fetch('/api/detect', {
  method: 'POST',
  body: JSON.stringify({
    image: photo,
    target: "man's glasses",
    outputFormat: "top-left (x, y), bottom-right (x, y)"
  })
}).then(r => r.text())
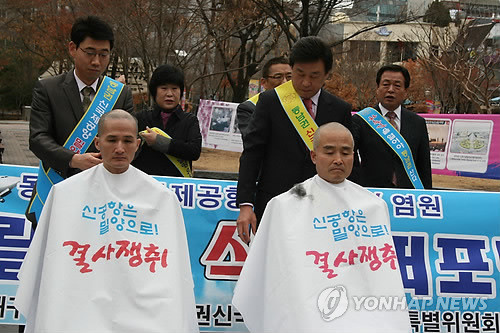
top-left (79, 47), bottom-right (110, 59)
top-left (266, 73), bottom-right (292, 80)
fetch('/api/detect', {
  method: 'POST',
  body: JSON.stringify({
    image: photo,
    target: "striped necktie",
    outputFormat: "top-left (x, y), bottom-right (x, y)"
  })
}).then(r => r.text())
top-left (303, 98), bottom-right (314, 119)
top-left (81, 86), bottom-right (94, 112)
top-left (386, 111), bottom-right (399, 132)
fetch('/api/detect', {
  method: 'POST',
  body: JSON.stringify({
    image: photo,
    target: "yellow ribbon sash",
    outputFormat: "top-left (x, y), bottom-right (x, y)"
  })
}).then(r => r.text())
top-left (140, 127), bottom-right (193, 177)
top-left (248, 93), bottom-right (260, 105)
top-left (275, 80), bottom-right (317, 151)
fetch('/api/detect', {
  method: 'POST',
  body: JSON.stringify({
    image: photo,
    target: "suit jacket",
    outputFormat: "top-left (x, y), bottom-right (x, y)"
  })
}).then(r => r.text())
top-left (237, 87), bottom-right (352, 220)
top-left (236, 99), bottom-right (256, 139)
top-left (132, 104), bottom-right (202, 176)
top-left (351, 105), bottom-right (432, 189)
top-left (29, 70), bottom-right (134, 178)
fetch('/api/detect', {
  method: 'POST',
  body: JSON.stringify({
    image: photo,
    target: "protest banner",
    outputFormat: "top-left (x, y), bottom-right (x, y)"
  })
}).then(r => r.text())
top-left (0, 164), bottom-right (498, 331)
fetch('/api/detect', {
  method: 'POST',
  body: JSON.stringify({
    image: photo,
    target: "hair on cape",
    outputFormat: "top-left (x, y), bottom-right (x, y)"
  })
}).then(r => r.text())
top-left (290, 183), bottom-right (309, 199)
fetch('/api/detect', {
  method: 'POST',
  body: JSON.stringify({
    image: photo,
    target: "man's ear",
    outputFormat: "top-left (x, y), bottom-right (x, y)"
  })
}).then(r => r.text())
top-left (310, 150), bottom-right (317, 164)
top-left (260, 77), bottom-right (268, 91)
top-left (68, 41), bottom-right (77, 58)
top-left (94, 136), bottom-right (100, 151)
top-left (135, 138), bottom-right (141, 152)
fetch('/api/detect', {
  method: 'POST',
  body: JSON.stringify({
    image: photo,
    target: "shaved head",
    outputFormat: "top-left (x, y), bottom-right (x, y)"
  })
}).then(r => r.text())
top-left (95, 109), bottom-right (140, 174)
top-left (98, 109), bottom-right (138, 136)
top-left (311, 122), bottom-right (354, 184)
top-left (313, 122), bottom-right (354, 151)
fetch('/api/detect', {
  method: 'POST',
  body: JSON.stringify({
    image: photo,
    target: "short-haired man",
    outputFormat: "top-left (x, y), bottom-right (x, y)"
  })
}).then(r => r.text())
top-left (351, 64), bottom-right (432, 189)
top-left (237, 56), bottom-right (292, 137)
top-left (16, 110), bottom-right (198, 333)
top-left (236, 36), bottom-right (352, 243)
top-left (27, 16), bottom-right (134, 223)
top-left (132, 64), bottom-right (202, 177)
top-left (233, 123), bottom-right (410, 332)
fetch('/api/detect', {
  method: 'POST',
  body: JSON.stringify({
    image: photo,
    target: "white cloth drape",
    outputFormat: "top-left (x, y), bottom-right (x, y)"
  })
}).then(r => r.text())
top-left (16, 164), bottom-right (198, 333)
top-left (233, 175), bottom-right (411, 333)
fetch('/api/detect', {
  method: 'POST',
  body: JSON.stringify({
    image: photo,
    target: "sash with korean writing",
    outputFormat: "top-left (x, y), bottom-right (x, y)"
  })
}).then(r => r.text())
top-left (247, 93), bottom-right (260, 106)
top-left (27, 76), bottom-right (125, 222)
top-left (140, 127), bottom-right (193, 178)
top-left (275, 80), bottom-right (317, 151)
top-left (356, 107), bottom-right (424, 189)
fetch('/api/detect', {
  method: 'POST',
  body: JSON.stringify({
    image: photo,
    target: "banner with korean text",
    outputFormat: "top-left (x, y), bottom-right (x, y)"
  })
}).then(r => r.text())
top-left (0, 164), bottom-right (499, 332)
top-left (423, 114), bottom-right (500, 180)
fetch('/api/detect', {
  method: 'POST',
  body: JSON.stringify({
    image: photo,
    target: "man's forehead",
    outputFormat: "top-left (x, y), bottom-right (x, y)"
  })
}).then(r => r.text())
top-left (80, 37), bottom-right (111, 50)
top-left (319, 130), bottom-right (353, 147)
top-left (322, 142), bottom-right (353, 149)
top-left (269, 63), bottom-right (291, 72)
top-left (100, 118), bottom-right (137, 136)
top-left (381, 71), bottom-right (404, 80)
top-left (103, 132), bottom-right (136, 138)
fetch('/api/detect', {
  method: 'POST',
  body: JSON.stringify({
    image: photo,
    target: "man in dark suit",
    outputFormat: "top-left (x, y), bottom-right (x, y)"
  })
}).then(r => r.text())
top-left (26, 16), bottom-right (133, 224)
top-left (351, 64), bottom-right (432, 189)
top-left (237, 56), bottom-right (292, 138)
top-left (29, 16), bottom-right (133, 179)
top-left (236, 36), bottom-right (352, 243)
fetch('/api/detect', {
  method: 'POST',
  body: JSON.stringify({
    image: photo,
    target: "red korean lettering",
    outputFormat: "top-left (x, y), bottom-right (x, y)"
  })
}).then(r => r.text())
top-left (63, 240), bottom-right (92, 273)
top-left (129, 242), bottom-right (142, 267)
top-left (379, 243), bottom-right (397, 270)
top-left (144, 243), bottom-right (160, 273)
top-left (91, 243), bottom-right (115, 262)
top-left (116, 240), bottom-right (131, 258)
top-left (333, 251), bottom-right (348, 267)
top-left (358, 245), bottom-right (382, 271)
top-left (348, 249), bottom-right (359, 265)
top-left (306, 250), bottom-right (337, 279)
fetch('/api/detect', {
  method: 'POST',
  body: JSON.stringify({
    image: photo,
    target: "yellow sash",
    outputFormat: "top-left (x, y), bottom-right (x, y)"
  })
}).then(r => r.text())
top-left (248, 93), bottom-right (260, 105)
top-left (140, 127), bottom-right (193, 177)
top-left (274, 81), bottom-right (317, 151)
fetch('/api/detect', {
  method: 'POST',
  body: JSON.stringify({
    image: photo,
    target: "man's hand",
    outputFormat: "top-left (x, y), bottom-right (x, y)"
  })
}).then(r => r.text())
top-left (116, 75), bottom-right (126, 84)
top-left (237, 205), bottom-right (257, 244)
top-left (70, 152), bottom-right (102, 170)
top-left (139, 126), bottom-right (158, 146)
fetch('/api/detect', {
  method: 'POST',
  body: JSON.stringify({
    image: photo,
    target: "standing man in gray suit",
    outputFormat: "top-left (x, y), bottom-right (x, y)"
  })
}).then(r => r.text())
top-left (26, 16), bottom-right (133, 224)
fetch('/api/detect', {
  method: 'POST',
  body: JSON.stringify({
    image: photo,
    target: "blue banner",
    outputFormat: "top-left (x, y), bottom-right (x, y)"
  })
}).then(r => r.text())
top-left (0, 164), bottom-right (499, 331)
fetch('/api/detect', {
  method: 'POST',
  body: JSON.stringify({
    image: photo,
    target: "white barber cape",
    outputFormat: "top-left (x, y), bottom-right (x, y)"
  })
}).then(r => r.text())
top-left (15, 164), bottom-right (198, 333)
top-left (233, 175), bottom-right (411, 333)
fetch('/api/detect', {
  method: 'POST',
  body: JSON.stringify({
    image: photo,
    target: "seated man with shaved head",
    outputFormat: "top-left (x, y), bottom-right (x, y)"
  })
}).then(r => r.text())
top-left (233, 122), bottom-right (411, 333)
top-left (16, 110), bottom-right (198, 333)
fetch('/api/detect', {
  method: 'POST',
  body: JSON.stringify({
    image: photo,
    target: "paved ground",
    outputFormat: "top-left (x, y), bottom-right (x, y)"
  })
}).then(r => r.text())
top-left (0, 121), bottom-right (38, 167)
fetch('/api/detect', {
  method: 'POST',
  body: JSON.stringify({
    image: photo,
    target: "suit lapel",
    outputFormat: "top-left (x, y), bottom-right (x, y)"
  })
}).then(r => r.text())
top-left (62, 71), bottom-right (84, 122)
top-left (399, 107), bottom-right (411, 141)
top-left (314, 88), bottom-right (329, 124)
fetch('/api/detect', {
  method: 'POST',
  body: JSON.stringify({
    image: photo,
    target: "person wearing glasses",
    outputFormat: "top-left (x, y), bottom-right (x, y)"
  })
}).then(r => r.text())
top-left (26, 16), bottom-right (133, 224)
top-left (236, 56), bottom-right (292, 138)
